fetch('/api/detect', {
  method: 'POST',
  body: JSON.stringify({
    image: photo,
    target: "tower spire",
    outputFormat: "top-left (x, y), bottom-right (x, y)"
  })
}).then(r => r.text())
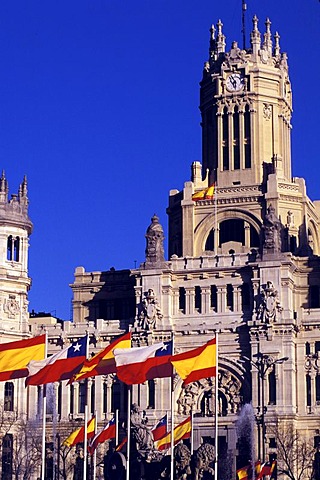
top-left (216, 20), bottom-right (226, 54)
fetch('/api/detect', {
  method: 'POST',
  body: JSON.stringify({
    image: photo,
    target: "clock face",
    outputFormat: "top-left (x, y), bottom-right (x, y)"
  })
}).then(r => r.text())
top-left (226, 73), bottom-right (244, 92)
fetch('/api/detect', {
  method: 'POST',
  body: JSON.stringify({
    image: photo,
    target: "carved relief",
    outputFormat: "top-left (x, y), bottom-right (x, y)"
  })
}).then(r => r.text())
top-left (263, 103), bottom-right (272, 120)
top-left (137, 289), bottom-right (163, 331)
top-left (177, 370), bottom-right (242, 416)
top-left (4, 295), bottom-right (19, 318)
top-left (257, 281), bottom-right (283, 323)
top-left (262, 205), bottom-right (282, 253)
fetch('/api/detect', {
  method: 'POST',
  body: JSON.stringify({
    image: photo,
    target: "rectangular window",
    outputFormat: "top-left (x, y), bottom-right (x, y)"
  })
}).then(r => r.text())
top-left (78, 382), bottom-right (86, 414)
top-left (195, 286), bottom-right (202, 313)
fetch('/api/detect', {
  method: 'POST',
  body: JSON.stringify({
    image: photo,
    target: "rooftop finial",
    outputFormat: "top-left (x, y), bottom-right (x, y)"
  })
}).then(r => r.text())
top-left (263, 17), bottom-right (273, 54)
top-left (250, 15), bottom-right (261, 56)
top-left (216, 20), bottom-right (226, 54)
top-left (274, 31), bottom-right (280, 56)
top-left (209, 24), bottom-right (216, 58)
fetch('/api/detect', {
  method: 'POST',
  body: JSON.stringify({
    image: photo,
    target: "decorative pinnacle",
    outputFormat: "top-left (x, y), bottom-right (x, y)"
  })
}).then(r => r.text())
top-left (274, 32), bottom-right (280, 56)
top-left (217, 19), bottom-right (223, 36)
top-left (265, 18), bottom-right (271, 34)
top-left (252, 14), bottom-right (259, 31)
top-left (210, 24), bottom-right (216, 40)
top-left (0, 170), bottom-right (8, 193)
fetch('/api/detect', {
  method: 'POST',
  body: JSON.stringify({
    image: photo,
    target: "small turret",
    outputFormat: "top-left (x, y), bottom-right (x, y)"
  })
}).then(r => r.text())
top-left (216, 20), bottom-right (226, 54)
top-left (262, 18), bottom-right (273, 56)
top-left (250, 15), bottom-right (261, 56)
top-left (274, 32), bottom-right (280, 57)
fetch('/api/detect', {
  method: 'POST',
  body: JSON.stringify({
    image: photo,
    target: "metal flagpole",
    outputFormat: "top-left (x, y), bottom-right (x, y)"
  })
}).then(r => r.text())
top-left (126, 387), bottom-right (131, 480)
top-left (214, 181), bottom-right (218, 255)
top-left (83, 402), bottom-right (89, 480)
top-left (115, 409), bottom-right (119, 446)
top-left (190, 409), bottom-right (194, 455)
top-left (41, 332), bottom-right (48, 480)
top-left (170, 334), bottom-right (175, 480)
top-left (93, 409), bottom-right (97, 480)
top-left (83, 333), bottom-right (90, 480)
top-left (214, 331), bottom-right (219, 480)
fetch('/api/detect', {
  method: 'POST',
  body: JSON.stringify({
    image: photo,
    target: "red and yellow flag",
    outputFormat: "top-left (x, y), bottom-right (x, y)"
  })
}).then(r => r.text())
top-left (0, 335), bottom-right (45, 381)
top-left (155, 416), bottom-right (191, 451)
top-left (63, 417), bottom-right (96, 447)
top-left (170, 338), bottom-right (216, 386)
top-left (192, 184), bottom-right (215, 202)
top-left (73, 332), bottom-right (131, 382)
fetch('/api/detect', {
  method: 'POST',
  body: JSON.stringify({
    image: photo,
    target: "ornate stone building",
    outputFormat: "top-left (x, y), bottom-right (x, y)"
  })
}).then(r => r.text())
top-left (1, 15), bottom-right (320, 480)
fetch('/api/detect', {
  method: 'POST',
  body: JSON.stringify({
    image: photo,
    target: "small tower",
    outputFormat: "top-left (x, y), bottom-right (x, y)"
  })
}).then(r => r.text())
top-left (144, 214), bottom-right (166, 268)
top-left (0, 172), bottom-right (33, 337)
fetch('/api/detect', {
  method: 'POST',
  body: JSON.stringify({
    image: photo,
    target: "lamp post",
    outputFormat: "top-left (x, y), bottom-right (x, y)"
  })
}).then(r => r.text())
top-left (244, 353), bottom-right (288, 462)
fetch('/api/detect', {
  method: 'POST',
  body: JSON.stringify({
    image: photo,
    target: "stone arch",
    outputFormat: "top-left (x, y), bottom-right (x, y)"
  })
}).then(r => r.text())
top-left (176, 357), bottom-right (249, 417)
top-left (308, 219), bottom-right (319, 255)
top-left (194, 208), bottom-right (262, 256)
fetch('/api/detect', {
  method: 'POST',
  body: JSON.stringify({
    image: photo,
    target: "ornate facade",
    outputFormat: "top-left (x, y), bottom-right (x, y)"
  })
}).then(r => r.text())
top-left (1, 14), bottom-right (320, 480)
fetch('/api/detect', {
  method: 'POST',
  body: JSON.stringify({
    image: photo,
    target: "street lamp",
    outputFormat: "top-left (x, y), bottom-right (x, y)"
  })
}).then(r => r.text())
top-left (243, 353), bottom-right (288, 462)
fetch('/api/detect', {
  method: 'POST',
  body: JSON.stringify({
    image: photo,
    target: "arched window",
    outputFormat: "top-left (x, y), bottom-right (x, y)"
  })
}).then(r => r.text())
top-left (112, 379), bottom-right (121, 413)
top-left (148, 380), bottom-right (155, 409)
top-left (179, 287), bottom-right (186, 313)
top-left (306, 375), bottom-right (311, 408)
top-left (1, 434), bottom-right (13, 480)
top-left (222, 107), bottom-right (229, 170)
top-left (69, 384), bottom-right (74, 415)
top-left (211, 285), bottom-right (218, 311)
top-left (241, 283), bottom-right (251, 311)
top-left (7, 236), bottom-right (13, 261)
top-left (244, 105), bottom-right (251, 168)
top-left (200, 390), bottom-right (213, 417)
top-left (220, 219), bottom-right (245, 246)
top-left (13, 237), bottom-right (20, 262)
top-left (205, 230), bottom-right (214, 251)
top-left (6, 236), bottom-right (20, 262)
top-left (268, 368), bottom-right (276, 405)
top-left (90, 380), bottom-right (95, 415)
top-left (78, 382), bottom-right (86, 414)
top-left (195, 286), bottom-right (202, 313)
top-left (57, 383), bottom-right (62, 417)
top-left (233, 106), bottom-right (240, 169)
top-left (103, 382), bottom-right (108, 414)
top-left (226, 284), bottom-right (234, 311)
top-left (4, 382), bottom-right (14, 412)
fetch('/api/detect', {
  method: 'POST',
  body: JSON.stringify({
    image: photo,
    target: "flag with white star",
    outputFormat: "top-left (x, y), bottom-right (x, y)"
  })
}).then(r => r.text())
top-left (26, 336), bottom-right (87, 386)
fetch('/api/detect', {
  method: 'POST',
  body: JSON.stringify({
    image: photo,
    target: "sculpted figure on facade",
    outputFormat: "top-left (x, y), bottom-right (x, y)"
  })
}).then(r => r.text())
top-left (145, 214), bottom-right (165, 267)
top-left (257, 281), bottom-right (283, 323)
top-left (262, 204), bottom-right (282, 254)
top-left (137, 288), bottom-right (163, 331)
top-left (130, 403), bottom-right (154, 452)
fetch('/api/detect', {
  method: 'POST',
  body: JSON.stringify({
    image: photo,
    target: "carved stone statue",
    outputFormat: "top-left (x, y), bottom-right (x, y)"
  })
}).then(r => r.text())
top-left (138, 288), bottom-right (163, 331)
top-left (257, 281), bottom-right (283, 323)
top-left (145, 214), bottom-right (165, 267)
top-left (262, 204), bottom-right (282, 254)
top-left (130, 404), bottom-right (154, 452)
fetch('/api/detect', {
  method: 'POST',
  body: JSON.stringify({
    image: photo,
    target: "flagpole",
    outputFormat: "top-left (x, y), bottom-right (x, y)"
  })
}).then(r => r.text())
top-left (190, 408), bottom-right (194, 455)
top-left (214, 181), bottom-right (218, 254)
top-left (83, 333), bottom-right (90, 480)
top-left (115, 408), bottom-right (119, 446)
top-left (214, 331), bottom-right (219, 480)
top-left (126, 387), bottom-right (131, 480)
top-left (41, 332), bottom-right (48, 480)
top-left (93, 409), bottom-right (97, 480)
top-left (170, 333), bottom-right (175, 480)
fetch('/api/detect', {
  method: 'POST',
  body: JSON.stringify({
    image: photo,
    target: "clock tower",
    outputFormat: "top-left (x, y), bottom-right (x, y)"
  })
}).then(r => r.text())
top-left (168, 16), bottom-right (320, 260)
top-left (200, 16), bottom-right (292, 188)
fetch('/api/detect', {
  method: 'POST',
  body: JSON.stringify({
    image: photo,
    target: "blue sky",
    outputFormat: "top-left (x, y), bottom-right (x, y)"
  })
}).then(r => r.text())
top-left (0, 1), bottom-right (318, 320)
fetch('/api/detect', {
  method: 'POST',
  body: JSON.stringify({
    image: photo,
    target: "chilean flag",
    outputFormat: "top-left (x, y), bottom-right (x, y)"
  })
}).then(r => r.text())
top-left (152, 414), bottom-right (167, 441)
top-left (114, 342), bottom-right (172, 385)
top-left (89, 417), bottom-right (116, 454)
top-left (26, 336), bottom-right (87, 386)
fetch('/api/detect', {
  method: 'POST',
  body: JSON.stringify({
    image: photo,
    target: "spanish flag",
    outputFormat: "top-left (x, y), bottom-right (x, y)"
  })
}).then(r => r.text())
top-left (63, 417), bottom-right (96, 447)
top-left (72, 332), bottom-right (131, 382)
top-left (0, 335), bottom-right (46, 381)
top-left (155, 416), bottom-right (191, 451)
top-left (170, 338), bottom-right (216, 386)
top-left (192, 184), bottom-right (215, 201)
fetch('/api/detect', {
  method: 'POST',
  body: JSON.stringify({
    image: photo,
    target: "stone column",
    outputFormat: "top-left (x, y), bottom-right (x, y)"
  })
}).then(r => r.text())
top-left (201, 286), bottom-right (211, 314)
top-left (217, 286), bottom-right (226, 313)
top-left (185, 287), bottom-right (195, 315)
